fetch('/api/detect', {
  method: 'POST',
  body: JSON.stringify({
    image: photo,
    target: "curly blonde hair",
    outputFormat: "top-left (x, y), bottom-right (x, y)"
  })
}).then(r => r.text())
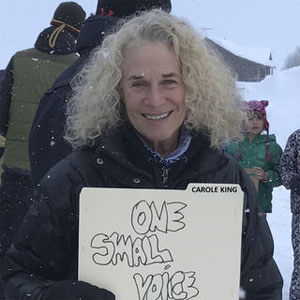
top-left (65, 9), bottom-right (246, 149)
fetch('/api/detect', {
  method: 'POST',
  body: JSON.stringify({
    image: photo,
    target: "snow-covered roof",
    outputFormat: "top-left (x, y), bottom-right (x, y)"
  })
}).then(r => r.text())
top-left (208, 36), bottom-right (274, 67)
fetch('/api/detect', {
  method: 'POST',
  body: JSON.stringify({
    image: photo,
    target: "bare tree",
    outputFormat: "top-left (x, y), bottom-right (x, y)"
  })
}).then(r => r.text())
top-left (283, 46), bottom-right (300, 70)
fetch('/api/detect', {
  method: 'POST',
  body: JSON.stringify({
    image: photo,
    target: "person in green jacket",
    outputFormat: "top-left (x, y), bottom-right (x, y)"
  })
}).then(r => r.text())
top-left (227, 100), bottom-right (282, 213)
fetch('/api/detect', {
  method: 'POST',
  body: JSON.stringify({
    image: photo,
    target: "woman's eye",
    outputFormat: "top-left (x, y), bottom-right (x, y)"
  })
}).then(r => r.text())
top-left (132, 81), bottom-right (147, 87)
top-left (162, 79), bottom-right (177, 86)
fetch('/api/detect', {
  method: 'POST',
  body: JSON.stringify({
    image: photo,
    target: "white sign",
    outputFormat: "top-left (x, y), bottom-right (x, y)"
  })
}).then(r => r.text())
top-left (79, 183), bottom-right (243, 300)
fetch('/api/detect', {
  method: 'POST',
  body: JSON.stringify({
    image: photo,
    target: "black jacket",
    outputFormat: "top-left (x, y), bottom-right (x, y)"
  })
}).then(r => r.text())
top-left (3, 125), bottom-right (283, 299)
top-left (0, 70), bottom-right (4, 81)
top-left (0, 69), bottom-right (6, 158)
top-left (28, 15), bottom-right (120, 187)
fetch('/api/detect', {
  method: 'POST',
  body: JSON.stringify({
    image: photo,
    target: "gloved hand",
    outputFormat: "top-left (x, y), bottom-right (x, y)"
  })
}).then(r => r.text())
top-left (290, 175), bottom-right (300, 192)
top-left (42, 280), bottom-right (115, 300)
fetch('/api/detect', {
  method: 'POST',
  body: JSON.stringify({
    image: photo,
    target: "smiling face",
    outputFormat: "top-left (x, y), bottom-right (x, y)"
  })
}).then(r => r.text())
top-left (121, 42), bottom-right (186, 155)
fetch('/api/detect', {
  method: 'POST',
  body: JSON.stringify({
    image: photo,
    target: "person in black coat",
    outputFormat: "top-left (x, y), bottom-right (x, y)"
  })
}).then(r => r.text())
top-left (0, 2), bottom-right (86, 298)
top-left (28, 0), bottom-right (172, 188)
top-left (2, 10), bottom-right (282, 300)
top-left (0, 70), bottom-right (5, 159)
top-left (280, 129), bottom-right (300, 300)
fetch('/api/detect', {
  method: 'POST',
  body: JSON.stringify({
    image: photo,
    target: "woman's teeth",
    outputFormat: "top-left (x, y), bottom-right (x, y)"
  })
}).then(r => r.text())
top-left (144, 112), bottom-right (170, 120)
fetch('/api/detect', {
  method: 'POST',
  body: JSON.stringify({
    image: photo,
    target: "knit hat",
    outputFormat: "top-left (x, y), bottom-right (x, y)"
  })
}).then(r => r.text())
top-left (49, 2), bottom-right (86, 48)
top-left (96, 0), bottom-right (172, 17)
top-left (246, 100), bottom-right (269, 131)
top-left (237, 100), bottom-right (271, 161)
top-left (52, 2), bottom-right (86, 32)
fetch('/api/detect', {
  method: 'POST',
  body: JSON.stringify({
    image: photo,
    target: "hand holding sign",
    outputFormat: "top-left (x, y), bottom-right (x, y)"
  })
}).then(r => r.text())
top-left (42, 280), bottom-right (115, 300)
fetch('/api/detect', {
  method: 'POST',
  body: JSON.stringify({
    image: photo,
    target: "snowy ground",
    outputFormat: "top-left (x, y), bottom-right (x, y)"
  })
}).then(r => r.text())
top-left (239, 66), bottom-right (300, 299)
top-left (268, 187), bottom-right (292, 300)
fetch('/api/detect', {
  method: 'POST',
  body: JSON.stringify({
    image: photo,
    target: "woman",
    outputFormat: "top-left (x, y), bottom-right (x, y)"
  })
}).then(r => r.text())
top-left (227, 100), bottom-right (282, 214)
top-left (2, 10), bottom-right (282, 299)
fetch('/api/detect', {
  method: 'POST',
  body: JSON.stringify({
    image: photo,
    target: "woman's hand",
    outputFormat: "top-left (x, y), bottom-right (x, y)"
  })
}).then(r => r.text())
top-left (42, 280), bottom-right (115, 300)
top-left (253, 167), bottom-right (269, 182)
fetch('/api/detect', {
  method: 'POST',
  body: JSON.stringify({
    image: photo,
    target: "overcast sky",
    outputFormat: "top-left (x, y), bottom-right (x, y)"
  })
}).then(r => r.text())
top-left (0, 0), bottom-right (299, 69)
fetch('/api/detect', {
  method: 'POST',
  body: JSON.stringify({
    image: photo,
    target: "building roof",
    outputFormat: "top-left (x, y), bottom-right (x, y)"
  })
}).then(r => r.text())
top-left (208, 36), bottom-right (274, 67)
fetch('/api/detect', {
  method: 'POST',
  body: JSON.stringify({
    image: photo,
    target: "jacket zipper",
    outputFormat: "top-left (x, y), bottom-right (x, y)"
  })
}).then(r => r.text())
top-left (162, 166), bottom-right (170, 186)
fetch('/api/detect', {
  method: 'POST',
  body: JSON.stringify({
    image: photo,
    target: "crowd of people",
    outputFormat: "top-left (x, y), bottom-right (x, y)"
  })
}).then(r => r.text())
top-left (0, 1), bottom-right (299, 300)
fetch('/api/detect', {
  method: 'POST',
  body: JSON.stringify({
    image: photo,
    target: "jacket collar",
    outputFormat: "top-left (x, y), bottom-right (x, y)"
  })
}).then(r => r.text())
top-left (245, 133), bottom-right (276, 145)
top-left (91, 123), bottom-right (228, 179)
top-left (34, 26), bottom-right (77, 54)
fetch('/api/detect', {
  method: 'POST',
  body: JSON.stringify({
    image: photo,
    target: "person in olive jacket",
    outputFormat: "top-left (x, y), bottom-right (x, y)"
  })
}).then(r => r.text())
top-left (28, 0), bottom-right (172, 189)
top-left (2, 10), bottom-right (282, 300)
top-left (280, 129), bottom-right (300, 300)
top-left (0, 3), bottom-right (86, 298)
top-left (227, 100), bottom-right (283, 213)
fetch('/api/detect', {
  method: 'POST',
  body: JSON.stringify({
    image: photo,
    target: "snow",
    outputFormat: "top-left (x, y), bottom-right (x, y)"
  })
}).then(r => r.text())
top-left (238, 66), bottom-right (300, 299)
top-left (268, 187), bottom-right (292, 299)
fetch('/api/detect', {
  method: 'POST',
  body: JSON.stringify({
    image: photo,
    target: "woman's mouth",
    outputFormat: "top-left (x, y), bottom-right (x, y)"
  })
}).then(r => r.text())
top-left (142, 111), bottom-right (172, 120)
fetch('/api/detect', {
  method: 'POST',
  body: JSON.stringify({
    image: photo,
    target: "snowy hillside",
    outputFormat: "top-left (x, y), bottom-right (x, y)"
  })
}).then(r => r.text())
top-left (239, 66), bottom-right (300, 146)
top-left (238, 66), bottom-right (300, 299)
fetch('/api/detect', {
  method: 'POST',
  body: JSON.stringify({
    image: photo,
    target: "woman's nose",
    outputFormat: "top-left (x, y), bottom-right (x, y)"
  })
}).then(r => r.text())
top-left (145, 85), bottom-right (164, 106)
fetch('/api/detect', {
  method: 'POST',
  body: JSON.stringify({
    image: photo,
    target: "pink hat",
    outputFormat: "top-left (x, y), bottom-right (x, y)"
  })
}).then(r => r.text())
top-left (246, 100), bottom-right (269, 131)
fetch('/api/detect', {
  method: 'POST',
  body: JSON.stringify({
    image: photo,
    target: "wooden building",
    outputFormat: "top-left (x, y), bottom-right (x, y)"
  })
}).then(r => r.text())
top-left (205, 37), bottom-right (274, 82)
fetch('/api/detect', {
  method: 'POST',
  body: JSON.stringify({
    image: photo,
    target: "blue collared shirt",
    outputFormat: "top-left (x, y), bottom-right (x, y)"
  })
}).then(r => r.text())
top-left (137, 127), bottom-right (192, 166)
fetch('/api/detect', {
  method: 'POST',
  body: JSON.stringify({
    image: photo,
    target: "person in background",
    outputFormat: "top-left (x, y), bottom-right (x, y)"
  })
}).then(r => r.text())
top-left (227, 100), bottom-right (282, 214)
top-left (2, 9), bottom-right (282, 300)
top-left (0, 70), bottom-right (4, 81)
top-left (280, 129), bottom-right (300, 300)
top-left (0, 71), bottom-right (5, 299)
top-left (0, 135), bottom-right (4, 180)
top-left (28, 0), bottom-right (172, 188)
top-left (0, 70), bottom-right (5, 160)
top-left (0, 2), bottom-right (86, 295)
